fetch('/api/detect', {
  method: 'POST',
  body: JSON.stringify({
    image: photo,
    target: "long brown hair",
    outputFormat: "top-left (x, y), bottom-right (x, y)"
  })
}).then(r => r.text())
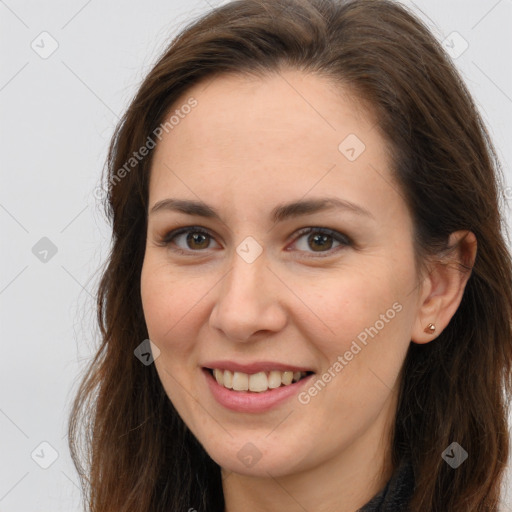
top-left (68, 0), bottom-right (512, 510)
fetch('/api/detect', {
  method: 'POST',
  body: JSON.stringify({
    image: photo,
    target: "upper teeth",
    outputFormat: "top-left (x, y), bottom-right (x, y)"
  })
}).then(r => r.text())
top-left (213, 369), bottom-right (308, 392)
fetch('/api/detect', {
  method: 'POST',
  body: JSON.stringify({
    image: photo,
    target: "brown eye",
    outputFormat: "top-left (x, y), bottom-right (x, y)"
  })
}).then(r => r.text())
top-left (161, 227), bottom-right (221, 253)
top-left (307, 232), bottom-right (334, 251)
top-left (186, 231), bottom-right (210, 249)
top-left (291, 227), bottom-right (351, 256)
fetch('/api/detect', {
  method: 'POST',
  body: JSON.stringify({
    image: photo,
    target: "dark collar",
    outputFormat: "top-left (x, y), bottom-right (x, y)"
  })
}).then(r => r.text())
top-left (357, 459), bottom-right (415, 512)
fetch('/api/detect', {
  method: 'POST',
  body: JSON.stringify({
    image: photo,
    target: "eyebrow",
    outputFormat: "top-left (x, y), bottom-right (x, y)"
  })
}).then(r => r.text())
top-left (149, 196), bottom-right (374, 222)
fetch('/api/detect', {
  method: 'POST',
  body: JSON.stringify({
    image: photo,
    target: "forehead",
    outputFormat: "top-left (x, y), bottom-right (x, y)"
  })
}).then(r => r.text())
top-left (159, 69), bottom-right (378, 154)
top-left (149, 69), bottom-right (398, 219)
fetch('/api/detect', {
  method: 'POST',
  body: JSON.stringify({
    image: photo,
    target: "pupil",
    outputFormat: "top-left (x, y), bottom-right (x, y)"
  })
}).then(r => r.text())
top-left (187, 232), bottom-right (209, 249)
top-left (309, 233), bottom-right (332, 251)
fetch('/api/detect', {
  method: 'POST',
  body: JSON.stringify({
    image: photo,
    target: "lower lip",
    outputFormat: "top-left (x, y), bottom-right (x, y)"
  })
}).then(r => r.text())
top-left (203, 368), bottom-right (314, 413)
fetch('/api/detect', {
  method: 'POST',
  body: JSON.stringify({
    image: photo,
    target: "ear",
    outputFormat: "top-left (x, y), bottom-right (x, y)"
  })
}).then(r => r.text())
top-left (411, 230), bottom-right (477, 344)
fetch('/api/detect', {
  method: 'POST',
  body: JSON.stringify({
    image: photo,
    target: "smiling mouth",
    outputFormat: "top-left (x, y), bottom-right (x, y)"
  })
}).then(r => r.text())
top-left (206, 368), bottom-right (315, 393)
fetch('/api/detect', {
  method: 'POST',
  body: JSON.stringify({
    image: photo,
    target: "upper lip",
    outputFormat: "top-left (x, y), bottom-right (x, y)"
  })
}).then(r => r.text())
top-left (202, 360), bottom-right (315, 374)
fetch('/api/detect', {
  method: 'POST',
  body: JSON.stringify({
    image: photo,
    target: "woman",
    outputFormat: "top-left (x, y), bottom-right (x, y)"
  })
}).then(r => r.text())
top-left (68, 0), bottom-right (512, 510)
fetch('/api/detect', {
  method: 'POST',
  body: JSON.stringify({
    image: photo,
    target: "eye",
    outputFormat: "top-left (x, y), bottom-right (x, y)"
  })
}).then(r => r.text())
top-left (288, 227), bottom-right (351, 256)
top-left (157, 225), bottom-right (351, 257)
top-left (159, 226), bottom-right (221, 254)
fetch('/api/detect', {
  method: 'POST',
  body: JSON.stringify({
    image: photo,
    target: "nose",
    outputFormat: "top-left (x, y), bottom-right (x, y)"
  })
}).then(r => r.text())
top-left (209, 247), bottom-right (288, 342)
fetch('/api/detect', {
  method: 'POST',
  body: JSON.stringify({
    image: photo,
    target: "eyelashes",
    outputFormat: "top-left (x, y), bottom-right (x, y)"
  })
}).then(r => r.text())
top-left (291, 227), bottom-right (352, 255)
top-left (159, 226), bottom-right (218, 253)
top-left (156, 225), bottom-right (353, 258)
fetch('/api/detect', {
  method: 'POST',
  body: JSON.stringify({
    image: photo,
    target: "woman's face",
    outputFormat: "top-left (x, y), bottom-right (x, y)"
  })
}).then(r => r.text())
top-left (140, 69), bottom-right (424, 478)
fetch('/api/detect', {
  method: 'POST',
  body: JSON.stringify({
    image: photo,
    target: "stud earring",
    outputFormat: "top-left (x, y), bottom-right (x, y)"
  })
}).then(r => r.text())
top-left (424, 323), bottom-right (436, 334)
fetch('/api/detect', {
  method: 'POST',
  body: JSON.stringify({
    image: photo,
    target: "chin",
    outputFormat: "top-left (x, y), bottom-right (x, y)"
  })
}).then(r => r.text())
top-left (201, 435), bottom-right (309, 478)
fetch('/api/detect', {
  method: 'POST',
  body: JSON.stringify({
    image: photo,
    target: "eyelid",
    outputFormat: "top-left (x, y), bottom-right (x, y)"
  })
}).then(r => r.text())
top-left (286, 227), bottom-right (352, 256)
top-left (161, 225), bottom-right (211, 244)
top-left (158, 225), bottom-right (352, 256)
top-left (158, 225), bottom-right (221, 254)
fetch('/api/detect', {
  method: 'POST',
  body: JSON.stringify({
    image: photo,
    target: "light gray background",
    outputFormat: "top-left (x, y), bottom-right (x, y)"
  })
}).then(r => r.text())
top-left (1, 0), bottom-right (511, 510)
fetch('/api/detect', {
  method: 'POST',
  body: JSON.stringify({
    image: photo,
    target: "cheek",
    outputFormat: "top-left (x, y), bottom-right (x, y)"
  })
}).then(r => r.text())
top-left (299, 266), bottom-right (406, 342)
top-left (141, 254), bottom-right (203, 327)
top-left (140, 257), bottom-right (200, 354)
top-left (295, 262), bottom-right (414, 390)
top-left (140, 259), bottom-right (203, 412)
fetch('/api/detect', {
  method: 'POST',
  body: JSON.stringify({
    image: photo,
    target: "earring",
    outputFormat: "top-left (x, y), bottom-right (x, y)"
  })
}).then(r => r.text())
top-left (424, 323), bottom-right (436, 334)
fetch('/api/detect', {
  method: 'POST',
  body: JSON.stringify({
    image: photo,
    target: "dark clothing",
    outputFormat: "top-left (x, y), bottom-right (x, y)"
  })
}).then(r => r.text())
top-left (357, 459), bottom-right (415, 512)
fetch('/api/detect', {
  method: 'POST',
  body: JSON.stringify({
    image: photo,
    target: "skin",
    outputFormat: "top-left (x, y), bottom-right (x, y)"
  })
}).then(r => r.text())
top-left (140, 69), bottom-right (476, 512)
